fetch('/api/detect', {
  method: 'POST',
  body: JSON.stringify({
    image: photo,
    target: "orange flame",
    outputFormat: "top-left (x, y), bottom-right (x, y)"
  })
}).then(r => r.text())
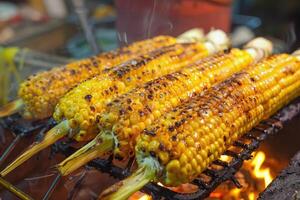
top-left (229, 188), bottom-right (242, 198)
top-left (248, 192), bottom-right (255, 200)
top-left (250, 151), bottom-right (273, 187)
top-left (138, 194), bottom-right (152, 200)
top-left (129, 191), bottom-right (152, 200)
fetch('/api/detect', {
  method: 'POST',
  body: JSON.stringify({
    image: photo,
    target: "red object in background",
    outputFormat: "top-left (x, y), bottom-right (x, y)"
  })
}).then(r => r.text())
top-left (115, 0), bottom-right (232, 45)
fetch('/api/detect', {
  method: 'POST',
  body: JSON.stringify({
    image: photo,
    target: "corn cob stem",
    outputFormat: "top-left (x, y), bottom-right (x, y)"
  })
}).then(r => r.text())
top-left (0, 120), bottom-right (69, 176)
top-left (56, 130), bottom-right (114, 176)
top-left (99, 157), bottom-right (159, 200)
top-left (0, 176), bottom-right (33, 200)
top-left (0, 99), bottom-right (23, 117)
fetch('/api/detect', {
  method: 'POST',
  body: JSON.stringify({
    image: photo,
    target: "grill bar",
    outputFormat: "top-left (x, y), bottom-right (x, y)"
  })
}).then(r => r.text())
top-left (1, 98), bottom-right (300, 200)
top-left (53, 97), bottom-right (300, 200)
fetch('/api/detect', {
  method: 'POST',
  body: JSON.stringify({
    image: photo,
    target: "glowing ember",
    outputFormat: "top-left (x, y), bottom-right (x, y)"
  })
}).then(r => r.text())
top-left (230, 188), bottom-right (242, 197)
top-left (220, 155), bottom-right (232, 162)
top-left (129, 191), bottom-right (151, 200)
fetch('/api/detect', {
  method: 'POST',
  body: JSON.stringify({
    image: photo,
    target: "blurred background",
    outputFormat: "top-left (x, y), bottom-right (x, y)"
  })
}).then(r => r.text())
top-left (0, 0), bottom-right (299, 56)
top-left (1, 0), bottom-right (300, 105)
top-left (0, 1), bottom-right (300, 199)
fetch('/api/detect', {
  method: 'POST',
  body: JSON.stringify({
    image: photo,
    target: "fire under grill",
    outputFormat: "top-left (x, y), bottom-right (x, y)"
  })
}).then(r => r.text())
top-left (0, 97), bottom-right (300, 200)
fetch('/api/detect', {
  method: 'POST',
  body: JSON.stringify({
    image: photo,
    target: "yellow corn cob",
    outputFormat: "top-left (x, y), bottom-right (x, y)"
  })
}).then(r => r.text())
top-left (53, 42), bottom-right (209, 140)
top-left (101, 49), bottom-right (253, 159)
top-left (0, 36), bottom-right (177, 120)
top-left (55, 38), bottom-right (272, 176)
top-left (99, 53), bottom-right (300, 200)
top-left (1, 35), bottom-right (221, 177)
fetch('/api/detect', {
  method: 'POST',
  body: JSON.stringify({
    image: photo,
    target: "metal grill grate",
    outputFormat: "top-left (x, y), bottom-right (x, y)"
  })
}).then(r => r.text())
top-left (1, 97), bottom-right (300, 200)
top-left (53, 98), bottom-right (300, 200)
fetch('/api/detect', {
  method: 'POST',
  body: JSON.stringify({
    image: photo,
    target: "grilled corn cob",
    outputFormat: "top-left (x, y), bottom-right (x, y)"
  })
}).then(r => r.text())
top-left (0, 35), bottom-right (177, 119)
top-left (53, 42), bottom-right (210, 139)
top-left (100, 53), bottom-right (300, 200)
top-left (0, 30), bottom-right (229, 177)
top-left (54, 38), bottom-right (272, 176)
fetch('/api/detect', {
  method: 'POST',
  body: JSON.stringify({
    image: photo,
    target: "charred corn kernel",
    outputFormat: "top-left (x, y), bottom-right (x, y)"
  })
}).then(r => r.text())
top-left (135, 53), bottom-right (300, 186)
top-left (18, 36), bottom-right (176, 120)
top-left (100, 49), bottom-right (254, 158)
top-left (53, 42), bottom-right (209, 140)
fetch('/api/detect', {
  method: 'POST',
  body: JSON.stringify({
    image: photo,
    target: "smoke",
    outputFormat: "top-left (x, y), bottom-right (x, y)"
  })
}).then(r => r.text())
top-left (285, 22), bottom-right (297, 49)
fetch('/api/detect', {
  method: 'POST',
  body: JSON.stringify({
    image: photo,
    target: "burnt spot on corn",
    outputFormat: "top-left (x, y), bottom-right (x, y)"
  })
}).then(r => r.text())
top-left (127, 106), bottom-right (133, 111)
top-left (168, 126), bottom-right (175, 132)
top-left (90, 106), bottom-right (96, 112)
top-left (144, 129), bottom-right (156, 136)
top-left (111, 45), bottom-right (176, 78)
top-left (139, 110), bottom-right (145, 117)
top-left (171, 135), bottom-right (177, 141)
top-left (84, 94), bottom-right (92, 102)
top-left (207, 150), bottom-right (212, 157)
top-left (119, 109), bottom-right (125, 115)
top-left (159, 143), bottom-right (166, 151)
top-left (283, 66), bottom-right (296, 75)
top-left (95, 115), bottom-right (101, 123)
top-left (104, 90), bottom-right (110, 95)
top-left (70, 69), bottom-right (76, 75)
top-left (145, 105), bottom-right (152, 112)
top-left (165, 74), bottom-right (179, 81)
top-left (150, 151), bottom-right (156, 157)
top-left (126, 98), bottom-right (132, 104)
top-left (174, 121), bottom-right (182, 128)
top-left (147, 94), bottom-right (154, 100)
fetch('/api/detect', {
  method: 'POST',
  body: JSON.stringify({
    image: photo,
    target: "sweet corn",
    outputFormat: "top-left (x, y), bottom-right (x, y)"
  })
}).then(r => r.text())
top-left (55, 38), bottom-right (271, 177)
top-left (2, 36), bottom-right (176, 120)
top-left (53, 42), bottom-right (209, 141)
top-left (136, 54), bottom-right (300, 186)
top-left (99, 53), bottom-right (300, 200)
top-left (101, 49), bottom-right (253, 159)
top-left (1, 37), bottom-right (218, 177)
